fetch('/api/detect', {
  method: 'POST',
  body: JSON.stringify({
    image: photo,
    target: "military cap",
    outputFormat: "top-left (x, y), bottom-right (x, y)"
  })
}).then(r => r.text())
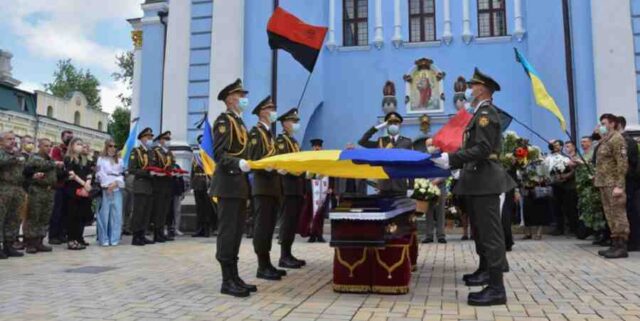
top-left (154, 131), bottom-right (172, 142)
top-left (277, 108), bottom-right (300, 122)
top-left (384, 111), bottom-right (403, 124)
top-left (310, 139), bottom-right (323, 147)
top-left (217, 78), bottom-right (249, 101)
top-left (252, 95), bottom-right (275, 115)
top-left (467, 68), bottom-right (501, 92)
top-left (137, 127), bottom-right (154, 140)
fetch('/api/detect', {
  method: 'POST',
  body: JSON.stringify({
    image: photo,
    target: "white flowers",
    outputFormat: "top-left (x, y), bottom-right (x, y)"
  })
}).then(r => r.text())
top-left (412, 178), bottom-right (441, 201)
top-left (504, 130), bottom-right (519, 139)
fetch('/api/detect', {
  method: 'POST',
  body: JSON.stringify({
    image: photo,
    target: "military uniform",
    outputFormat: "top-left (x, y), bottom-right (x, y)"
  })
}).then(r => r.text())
top-left (439, 68), bottom-right (515, 306)
top-left (191, 151), bottom-right (216, 237)
top-left (128, 127), bottom-right (155, 246)
top-left (358, 112), bottom-right (413, 195)
top-left (23, 151), bottom-right (58, 252)
top-left (150, 131), bottom-right (175, 242)
top-left (247, 96), bottom-right (287, 280)
top-left (594, 130), bottom-right (629, 258)
top-left (0, 148), bottom-right (26, 258)
top-left (276, 108), bottom-right (306, 269)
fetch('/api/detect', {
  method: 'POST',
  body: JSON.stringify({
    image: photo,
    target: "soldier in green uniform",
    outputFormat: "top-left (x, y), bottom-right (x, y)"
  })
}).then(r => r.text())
top-left (192, 135), bottom-right (216, 238)
top-left (150, 131), bottom-right (175, 242)
top-left (247, 96), bottom-right (287, 280)
top-left (433, 68), bottom-right (516, 306)
top-left (129, 127), bottom-right (155, 246)
top-left (358, 112), bottom-right (413, 196)
top-left (23, 138), bottom-right (62, 253)
top-left (0, 131), bottom-right (26, 259)
top-left (275, 108), bottom-right (306, 269)
top-left (210, 79), bottom-right (256, 297)
top-left (594, 114), bottom-right (630, 259)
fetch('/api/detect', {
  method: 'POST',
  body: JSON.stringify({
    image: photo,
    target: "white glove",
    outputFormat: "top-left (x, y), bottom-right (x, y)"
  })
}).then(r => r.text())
top-left (375, 121), bottom-right (388, 130)
top-left (238, 159), bottom-right (251, 173)
top-left (277, 169), bottom-right (288, 175)
top-left (265, 166), bottom-right (274, 172)
top-left (432, 153), bottom-right (450, 170)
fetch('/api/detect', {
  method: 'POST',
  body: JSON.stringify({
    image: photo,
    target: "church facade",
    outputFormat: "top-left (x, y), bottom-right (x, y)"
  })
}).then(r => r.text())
top-left (130, 0), bottom-right (640, 150)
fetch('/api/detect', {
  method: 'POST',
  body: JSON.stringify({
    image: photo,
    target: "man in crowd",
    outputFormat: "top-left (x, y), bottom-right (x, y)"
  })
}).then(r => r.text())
top-left (546, 139), bottom-right (578, 235)
top-left (618, 116), bottom-right (640, 251)
top-left (433, 68), bottom-right (515, 306)
top-left (129, 127), bottom-right (155, 246)
top-left (580, 136), bottom-right (593, 159)
top-left (0, 131), bottom-right (27, 259)
top-left (210, 79), bottom-right (255, 297)
top-left (150, 131), bottom-right (175, 242)
top-left (48, 130), bottom-right (73, 245)
top-left (192, 135), bottom-right (216, 238)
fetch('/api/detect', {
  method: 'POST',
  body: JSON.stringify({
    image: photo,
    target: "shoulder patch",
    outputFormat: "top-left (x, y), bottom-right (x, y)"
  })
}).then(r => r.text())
top-left (478, 115), bottom-right (490, 127)
top-left (218, 124), bottom-right (226, 134)
top-left (251, 137), bottom-right (258, 145)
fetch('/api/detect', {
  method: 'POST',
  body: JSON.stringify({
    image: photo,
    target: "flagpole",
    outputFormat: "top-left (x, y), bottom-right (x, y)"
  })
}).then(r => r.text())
top-left (564, 129), bottom-right (594, 175)
top-left (296, 72), bottom-right (313, 110)
top-left (495, 107), bottom-right (550, 143)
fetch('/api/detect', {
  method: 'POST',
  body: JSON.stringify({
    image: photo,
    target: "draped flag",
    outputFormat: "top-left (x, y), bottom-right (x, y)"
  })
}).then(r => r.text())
top-left (199, 117), bottom-right (216, 176)
top-left (515, 48), bottom-right (567, 131)
top-left (432, 109), bottom-right (474, 153)
top-left (267, 7), bottom-right (328, 72)
top-left (248, 149), bottom-right (450, 179)
top-left (121, 119), bottom-right (139, 168)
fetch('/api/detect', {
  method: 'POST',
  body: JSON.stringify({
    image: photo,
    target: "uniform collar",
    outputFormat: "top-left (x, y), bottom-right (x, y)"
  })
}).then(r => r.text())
top-left (259, 121), bottom-right (271, 131)
top-left (473, 99), bottom-right (491, 114)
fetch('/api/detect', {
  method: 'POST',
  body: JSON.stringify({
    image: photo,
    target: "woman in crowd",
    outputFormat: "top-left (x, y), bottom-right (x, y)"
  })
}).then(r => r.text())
top-left (64, 138), bottom-right (94, 250)
top-left (96, 139), bottom-right (125, 246)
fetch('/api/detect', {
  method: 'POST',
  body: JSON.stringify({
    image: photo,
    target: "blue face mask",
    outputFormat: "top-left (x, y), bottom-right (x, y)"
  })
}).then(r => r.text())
top-left (465, 88), bottom-right (475, 103)
top-left (143, 140), bottom-right (153, 149)
top-left (599, 125), bottom-right (608, 135)
top-left (269, 111), bottom-right (278, 123)
top-left (291, 123), bottom-right (300, 133)
top-left (387, 124), bottom-right (400, 136)
top-left (464, 102), bottom-right (474, 114)
top-left (237, 97), bottom-right (249, 111)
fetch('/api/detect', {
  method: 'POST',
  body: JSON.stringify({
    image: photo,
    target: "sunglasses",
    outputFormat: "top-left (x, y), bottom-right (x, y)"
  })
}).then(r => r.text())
top-left (108, 145), bottom-right (115, 148)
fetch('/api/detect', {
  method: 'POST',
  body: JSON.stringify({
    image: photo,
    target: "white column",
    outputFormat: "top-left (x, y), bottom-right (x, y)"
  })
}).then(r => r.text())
top-left (130, 25), bottom-right (142, 122)
top-left (210, 0), bottom-right (245, 120)
top-left (374, 0), bottom-right (384, 49)
top-left (327, 0), bottom-right (337, 51)
top-left (442, 0), bottom-right (453, 45)
top-left (462, 0), bottom-right (473, 44)
top-left (392, 0), bottom-right (403, 48)
top-left (590, 0), bottom-right (638, 124)
top-left (162, 0), bottom-right (191, 146)
top-left (513, 0), bottom-right (526, 41)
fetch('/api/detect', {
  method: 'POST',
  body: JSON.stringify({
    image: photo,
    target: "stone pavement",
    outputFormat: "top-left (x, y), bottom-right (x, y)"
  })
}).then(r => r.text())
top-left (1, 234), bottom-right (640, 321)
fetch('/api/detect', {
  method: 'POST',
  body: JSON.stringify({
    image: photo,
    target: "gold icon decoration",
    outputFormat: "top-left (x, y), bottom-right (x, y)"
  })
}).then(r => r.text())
top-left (479, 115), bottom-right (490, 127)
top-left (131, 30), bottom-right (143, 50)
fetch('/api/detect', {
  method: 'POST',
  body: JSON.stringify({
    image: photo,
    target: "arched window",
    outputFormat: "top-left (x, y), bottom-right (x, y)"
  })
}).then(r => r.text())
top-left (409, 0), bottom-right (436, 42)
top-left (98, 121), bottom-right (103, 132)
top-left (46, 106), bottom-right (53, 117)
top-left (343, 0), bottom-right (368, 46)
top-left (74, 111), bottom-right (81, 125)
top-left (478, 0), bottom-right (507, 37)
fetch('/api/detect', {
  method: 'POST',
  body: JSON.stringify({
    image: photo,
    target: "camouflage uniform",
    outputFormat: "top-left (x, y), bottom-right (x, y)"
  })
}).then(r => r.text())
top-left (594, 131), bottom-right (630, 240)
top-left (24, 152), bottom-right (58, 238)
top-left (0, 149), bottom-right (26, 243)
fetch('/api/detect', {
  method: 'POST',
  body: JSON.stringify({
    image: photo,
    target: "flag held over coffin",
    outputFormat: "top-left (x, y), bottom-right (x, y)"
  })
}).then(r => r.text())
top-left (267, 7), bottom-right (328, 72)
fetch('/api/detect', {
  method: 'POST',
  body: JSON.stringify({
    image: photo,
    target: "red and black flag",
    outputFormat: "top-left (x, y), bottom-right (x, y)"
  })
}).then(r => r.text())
top-left (267, 7), bottom-right (328, 72)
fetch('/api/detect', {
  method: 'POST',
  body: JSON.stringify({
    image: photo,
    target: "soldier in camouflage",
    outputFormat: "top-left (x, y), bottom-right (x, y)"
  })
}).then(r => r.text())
top-left (594, 114), bottom-right (630, 259)
top-left (23, 138), bottom-right (63, 254)
top-left (0, 131), bottom-right (27, 259)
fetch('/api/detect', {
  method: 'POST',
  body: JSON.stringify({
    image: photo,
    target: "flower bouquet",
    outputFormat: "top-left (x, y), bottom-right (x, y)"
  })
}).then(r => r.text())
top-left (411, 178), bottom-right (441, 215)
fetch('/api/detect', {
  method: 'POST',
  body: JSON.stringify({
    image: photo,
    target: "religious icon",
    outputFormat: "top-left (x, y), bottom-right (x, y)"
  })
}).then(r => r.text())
top-left (403, 57), bottom-right (445, 114)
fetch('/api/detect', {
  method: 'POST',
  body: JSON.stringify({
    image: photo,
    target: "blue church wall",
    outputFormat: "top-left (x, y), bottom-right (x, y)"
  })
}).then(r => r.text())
top-left (570, 0), bottom-right (597, 138)
top-left (187, 0), bottom-right (213, 144)
top-left (139, 19), bottom-right (166, 133)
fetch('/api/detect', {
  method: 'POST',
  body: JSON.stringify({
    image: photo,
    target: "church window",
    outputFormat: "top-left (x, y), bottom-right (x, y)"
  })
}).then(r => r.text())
top-left (409, 0), bottom-right (436, 42)
top-left (343, 0), bottom-right (368, 46)
top-left (478, 0), bottom-right (507, 37)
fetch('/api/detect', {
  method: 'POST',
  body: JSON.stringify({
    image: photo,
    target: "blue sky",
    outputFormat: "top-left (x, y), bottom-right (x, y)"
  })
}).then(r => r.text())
top-left (0, 0), bottom-right (143, 114)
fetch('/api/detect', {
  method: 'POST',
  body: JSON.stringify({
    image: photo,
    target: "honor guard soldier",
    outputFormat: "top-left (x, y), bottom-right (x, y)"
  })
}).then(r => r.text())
top-left (0, 131), bottom-right (27, 259)
top-left (275, 108), bottom-right (307, 269)
top-left (149, 131), bottom-right (175, 242)
top-left (191, 135), bottom-right (216, 238)
top-left (129, 127), bottom-right (155, 246)
top-left (248, 96), bottom-right (288, 281)
top-left (210, 79), bottom-right (256, 297)
top-left (432, 68), bottom-right (516, 306)
top-left (358, 112), bottom-right (413, 196)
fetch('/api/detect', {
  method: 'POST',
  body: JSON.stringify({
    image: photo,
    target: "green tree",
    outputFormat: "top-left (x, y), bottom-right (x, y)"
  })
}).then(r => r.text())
top-left (112, 51), bottom-right (134, 108)
top-left (44, 59), bottom-right (102, 110)
top-left (108, 107), bottom-right (131, 149)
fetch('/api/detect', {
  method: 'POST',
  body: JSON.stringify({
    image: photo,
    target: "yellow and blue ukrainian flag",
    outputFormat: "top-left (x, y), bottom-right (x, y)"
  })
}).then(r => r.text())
top-left (121, 120), bottom-right (139, 168)
top-left (199, 117), bottom-right (216, 176)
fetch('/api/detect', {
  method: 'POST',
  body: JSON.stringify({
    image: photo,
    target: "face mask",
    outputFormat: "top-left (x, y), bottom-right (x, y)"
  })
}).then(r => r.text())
top-left (143, 140), bottom-right (153, 148)
top-left (387, 124), bottom-right (400, 136)
top-left (291, 123), bottom-right (301, 133)
top-left (464, 102), bottom-right (474, 114)
top-left (163, 140), bottom-right (171, 148)
top-left (269, 111), bottom-right (278, 123)
top-left (465, 88), bottom-right (475, 103)
top-left (23, 143), bottom-right (34, 153)
top-left (237, 98), bottom-right (249, 112)
top-left (599, 125), bottom-right (608, 135)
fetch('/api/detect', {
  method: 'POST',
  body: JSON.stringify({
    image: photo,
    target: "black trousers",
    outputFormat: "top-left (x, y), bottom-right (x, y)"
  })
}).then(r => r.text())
top-left (66, 196), bottom-right (91, 243)
top-left (502, 190), bottom-right (515, 249)
top-left (552, 184), bottom-right (579, 233)
top-left (216, 197), bottom-right (247, 264)
top-left (194, 190), bottom-right (216, 231)
top-left (627, 181), bottom-right (640, 248)
top-left (253, 195), bottom-right (279, 255)
top-left (130, 193), bottom-right (153, 233)
top-left (49, 188), bottom-right (67, 239)
top-left (465, 194), bottom-right (508, 272)
top-left (279, 196), bottom-right (304, 248)
top-left (152, 181), bottom-right (172, 232)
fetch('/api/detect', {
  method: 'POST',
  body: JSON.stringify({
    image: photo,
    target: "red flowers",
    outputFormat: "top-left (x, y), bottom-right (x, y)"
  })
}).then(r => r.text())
top-left (515, 147), bottom-right (529, 159)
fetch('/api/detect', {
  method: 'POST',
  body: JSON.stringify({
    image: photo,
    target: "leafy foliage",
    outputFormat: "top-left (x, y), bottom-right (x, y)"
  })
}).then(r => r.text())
top-left (108, 107), bottom-right (131, 149)
top-left (44, 59), bottom-right (102, 110)
top-left (576, 163), bottom-right (606, 231)
top-left (111, 51), bottom-right (134, 108)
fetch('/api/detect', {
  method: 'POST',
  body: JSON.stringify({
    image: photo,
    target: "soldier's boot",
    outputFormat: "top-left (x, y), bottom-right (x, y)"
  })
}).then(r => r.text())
top-left (308, 235), bottom-right (316, 243)
top-left (256, 253), bottom-right (282, 281)
top-left (0, 243), bottom-right (7, 259)
top-left (131, 232), bottom-right (146, 246)
top-left (603, 238), bottom-right (629, 259)
top-left (316, 235), bottom-right (326, 243)
top-left (598, 241), bottom-right (616, 256)
top-left (153, 229), bottom-right (166, 243)
top-left (279, 245), bottom-right (303, 269)
top-left (142, 231), bottom-right (155, 245)
top-left (25, 238), bottom-right (38, 254)
top-left (3, 239), bottom-right (24, 257)
top-left (192, 227), bottom-right (206, 238)
top-left (36, 237), bottom-right (53, 252)
top-left (232, 262), bottom-right (257, 292)
top-left (220, 264), bottom-right (250, 298)
top-left (468, 270), bottom-right (507, 306)
top-left (463, 257), bottom-right (486, 283)
top-left (166, 228), bottom-right (176, 241)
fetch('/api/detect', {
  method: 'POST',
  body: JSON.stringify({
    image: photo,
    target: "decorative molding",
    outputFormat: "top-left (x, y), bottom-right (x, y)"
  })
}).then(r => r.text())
top-left (140, 16), bottom-right (162, 25)
top-left (373, 0), bottom-right (384, 49)
top-left (392, 0), bottom-right (403, 48)
top-left (513, 0), bottom-right (526, 42)
top-left (442, 0), bottom-right (453, 45)
top-left (336, 45), bottom-right (372, 52)
top-left (402, 41), bottom-right (442, 48)
top-left (141, 2), bottom-right (169, 13)
top-left (131, 30), bottom-right (143, 50)
top-left (475, 36), bottom-right (512, 44)
top-left (327, 0), bottom-right (337, 51)
top-left (462, 0), bottom-right (473, 44)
